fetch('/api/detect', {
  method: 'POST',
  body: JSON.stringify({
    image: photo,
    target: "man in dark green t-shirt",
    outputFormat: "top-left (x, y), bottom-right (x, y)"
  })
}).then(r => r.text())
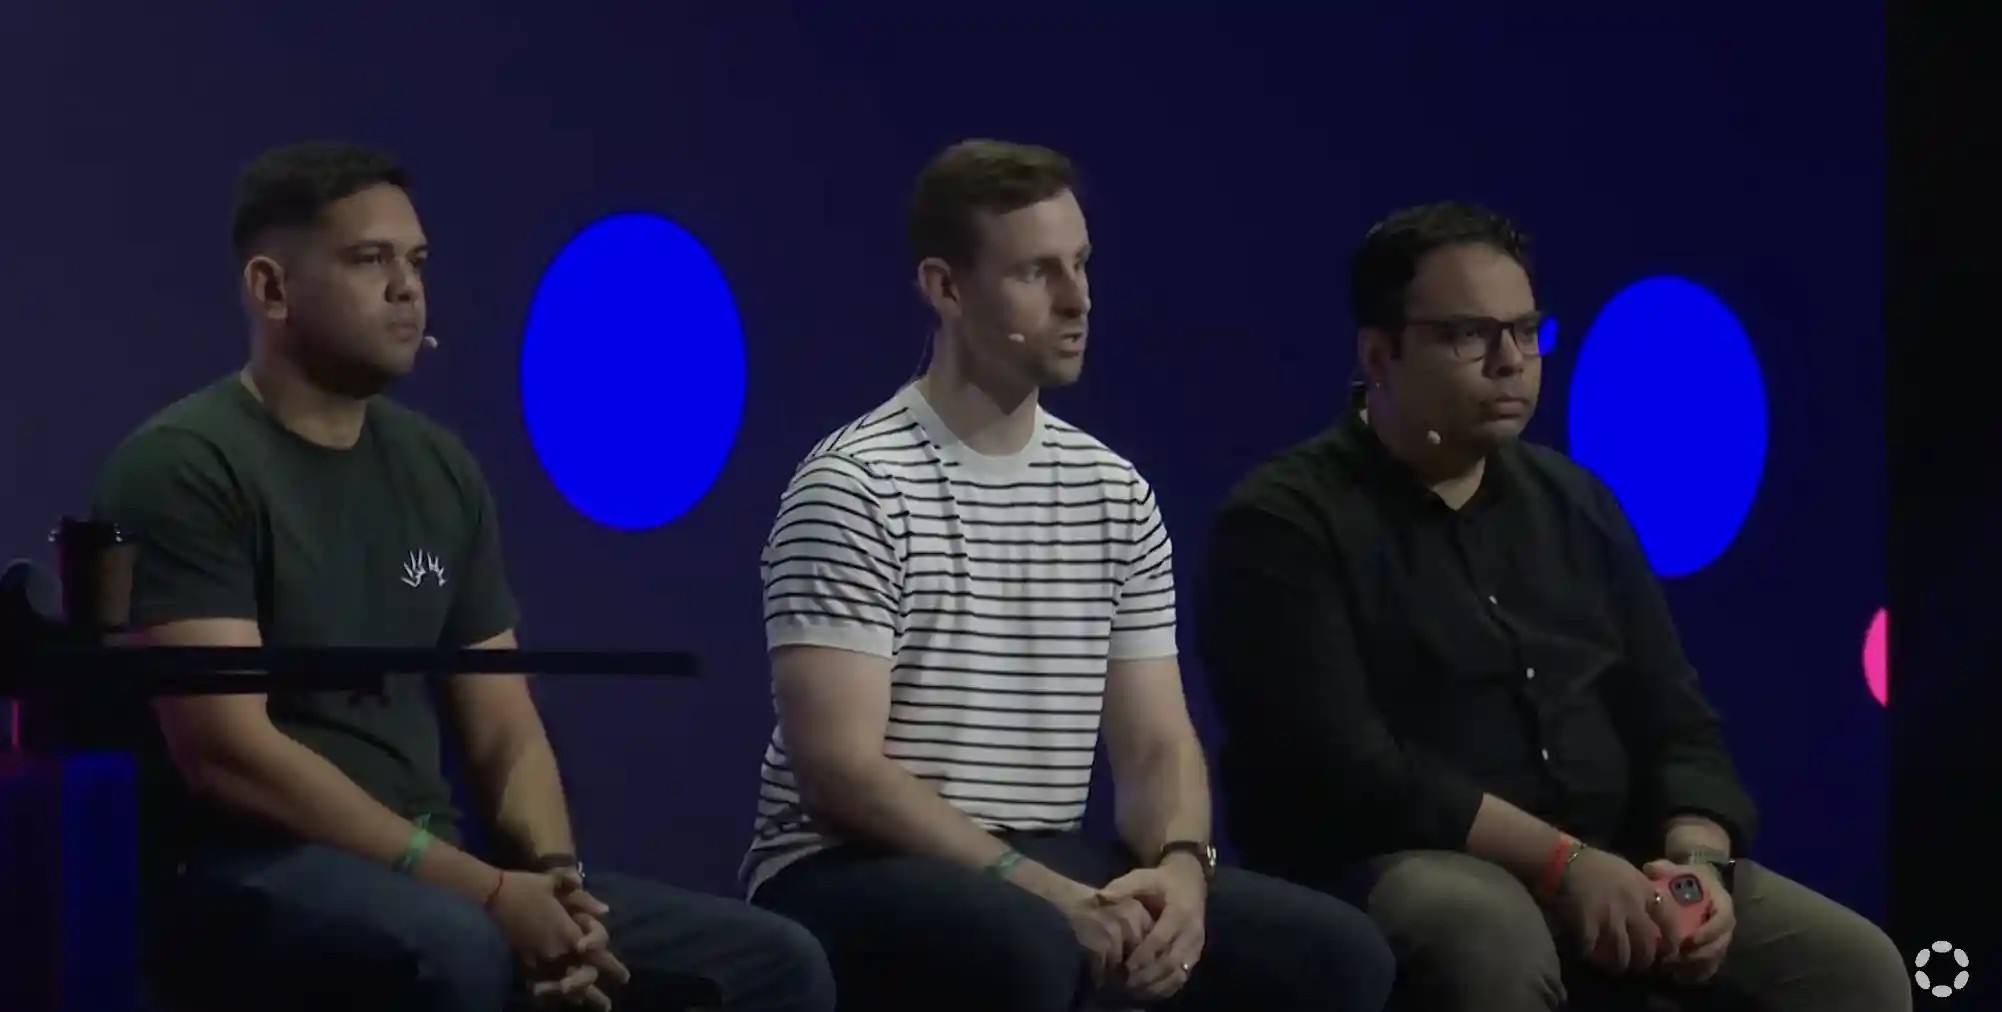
top-left (93, 141), bottom-right (832, 1012)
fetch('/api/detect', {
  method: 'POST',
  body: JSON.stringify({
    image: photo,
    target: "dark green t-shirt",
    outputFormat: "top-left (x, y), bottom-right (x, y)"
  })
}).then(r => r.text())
top-left (91, 374), bottom-right (518, 856)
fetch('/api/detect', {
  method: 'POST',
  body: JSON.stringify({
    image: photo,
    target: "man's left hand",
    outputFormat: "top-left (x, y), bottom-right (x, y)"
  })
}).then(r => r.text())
top-left (528, 962), bottom-right (609, 1010)
top-left (1642, 860), bottom-right (1735, 985)
top-left (1097, 858), bottom-right (1209, 1001)
top-left (550, 868), bottom-right (632, 990)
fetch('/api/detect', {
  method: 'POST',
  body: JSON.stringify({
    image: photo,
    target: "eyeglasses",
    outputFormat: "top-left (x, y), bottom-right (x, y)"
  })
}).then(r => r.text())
top-left (1403, 313), bottom-right (1556, 362)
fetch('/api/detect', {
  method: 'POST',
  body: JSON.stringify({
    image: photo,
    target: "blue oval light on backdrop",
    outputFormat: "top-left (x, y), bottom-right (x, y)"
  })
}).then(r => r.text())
top-left (1566, 276), bottom-right (1767, 578)
top-left (521, 212), bottom-right (746, 530)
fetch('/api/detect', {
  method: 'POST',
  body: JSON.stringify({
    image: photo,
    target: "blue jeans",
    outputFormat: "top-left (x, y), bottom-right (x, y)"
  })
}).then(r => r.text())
top-left (754, 832), bottom-right (1395, 1011)
top-left (149, 844), bottom-right (834, 1012)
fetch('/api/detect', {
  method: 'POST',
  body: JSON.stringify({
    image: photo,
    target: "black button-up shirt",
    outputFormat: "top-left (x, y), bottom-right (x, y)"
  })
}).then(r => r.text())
top-left (1200, 409), bottom-right (1756, 886)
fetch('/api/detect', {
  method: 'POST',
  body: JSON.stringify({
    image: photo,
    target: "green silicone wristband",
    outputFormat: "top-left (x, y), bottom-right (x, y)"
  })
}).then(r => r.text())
top-left (987, 849), bottom-right (1024, 878)
top-left (395, 813), bottom-right (434, 875)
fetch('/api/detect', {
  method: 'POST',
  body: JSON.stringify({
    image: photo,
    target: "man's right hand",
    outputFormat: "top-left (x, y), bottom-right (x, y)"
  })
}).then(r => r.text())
top-left (486, 869), bottom-right (616, 1007)
top-left (487, 870), bottom-right (622, 1007)
top-left (1059, 882), bottom-right (1155, 987)
top-left (1551, 847), bottom-right (1666, 974)
top-left (488, 870), bottom-right (588, 962)
top-left (550, 868), bottom-right (631, 997)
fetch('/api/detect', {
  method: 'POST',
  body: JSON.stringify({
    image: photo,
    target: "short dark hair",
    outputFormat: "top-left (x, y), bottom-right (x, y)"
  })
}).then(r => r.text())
top-left (908, 139), bottom-right (1077, 267)
top-left (1348, 201), bottom-right (1533, 332)
top-left (230, 141), bottom-right (409, 259)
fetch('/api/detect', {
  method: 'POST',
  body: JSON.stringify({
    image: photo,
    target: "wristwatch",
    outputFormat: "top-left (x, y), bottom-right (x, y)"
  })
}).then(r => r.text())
top-left (1674, 847), bottom-right (1736, 894)
top-left (533, 852), bottom-right (584, 883)
top-left (1156, 840), bottom-right (1218, 882)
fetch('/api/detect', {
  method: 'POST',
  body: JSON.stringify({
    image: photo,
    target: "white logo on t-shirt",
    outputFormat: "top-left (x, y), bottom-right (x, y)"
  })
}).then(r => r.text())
top-left (400, 550), bottom-right (447, 588)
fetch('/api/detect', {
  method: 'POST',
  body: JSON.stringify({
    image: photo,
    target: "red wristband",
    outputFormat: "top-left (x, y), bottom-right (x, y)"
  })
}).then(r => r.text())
top-left (481, 869), bottom-right (506, 910)
top-left (1537, 834), bottom-right (1579, 900)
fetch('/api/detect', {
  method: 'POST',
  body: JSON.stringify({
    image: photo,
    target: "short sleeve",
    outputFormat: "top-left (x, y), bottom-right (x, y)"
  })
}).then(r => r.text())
top-left (91, 428), bottom-right (257, 629)
top-left (1110, 474), bottom-right (1178, 660)
top-left (761, 454), bottom-right (903, 658)
top-left (440, 453), bottom-right (518, 648)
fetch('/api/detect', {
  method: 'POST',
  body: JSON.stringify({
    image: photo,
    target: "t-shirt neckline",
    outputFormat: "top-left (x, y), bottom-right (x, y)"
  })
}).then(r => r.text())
top-left (896, 383), bottom-right (1048, 480)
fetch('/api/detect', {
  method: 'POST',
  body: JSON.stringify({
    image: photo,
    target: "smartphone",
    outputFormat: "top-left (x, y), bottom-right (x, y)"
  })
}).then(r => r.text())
top-left (1648, 870), bottom-right (1713, 949)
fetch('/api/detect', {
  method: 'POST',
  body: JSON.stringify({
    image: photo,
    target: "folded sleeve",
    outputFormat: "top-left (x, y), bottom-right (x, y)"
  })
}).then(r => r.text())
top-left (90, 428), bottom-right (257, 629)
top-left (439, 451), bottom-right (519, 648)
top-left (761, 454), bottom-right (904, 658)
top-left (1110, 473), bottom-right (1178, 661)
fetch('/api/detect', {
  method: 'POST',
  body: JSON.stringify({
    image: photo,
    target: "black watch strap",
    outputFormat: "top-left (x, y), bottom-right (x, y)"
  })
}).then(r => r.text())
top-left (1156, 840), bottom-right (1217, 880)
top-left (533, 852), bottom-right (582, 875)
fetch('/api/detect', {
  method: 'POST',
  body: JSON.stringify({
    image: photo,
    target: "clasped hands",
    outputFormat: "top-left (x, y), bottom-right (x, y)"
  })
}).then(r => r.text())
top-left (1553, 848), bottom-right (1738, 986)
top-left (1067, 857), bottom-right (1210, 1003)
top-left (485, 866), bottom-right (632, 1009)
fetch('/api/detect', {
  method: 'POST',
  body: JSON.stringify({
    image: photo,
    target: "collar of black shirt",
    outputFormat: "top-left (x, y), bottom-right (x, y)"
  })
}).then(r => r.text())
top-left (1331, 409), bottom-right (1518, 516)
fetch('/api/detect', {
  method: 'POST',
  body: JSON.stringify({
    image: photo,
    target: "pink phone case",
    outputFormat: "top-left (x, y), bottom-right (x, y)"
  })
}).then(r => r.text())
top-left (1649, 870), bottom-right (1713, 949)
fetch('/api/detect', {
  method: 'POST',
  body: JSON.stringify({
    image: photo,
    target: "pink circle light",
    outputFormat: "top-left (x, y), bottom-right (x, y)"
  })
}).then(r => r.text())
top-left (1862, 607), bottom-right (1889, 707)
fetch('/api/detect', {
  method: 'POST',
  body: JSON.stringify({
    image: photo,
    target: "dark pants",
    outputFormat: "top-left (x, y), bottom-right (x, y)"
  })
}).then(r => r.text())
top-left (149, 844), bottom-right (835, 1012)
top-left (754, 832), bottom-right (1395, 1012)
top-left (1349, 850), bottom-right (1910, 1012)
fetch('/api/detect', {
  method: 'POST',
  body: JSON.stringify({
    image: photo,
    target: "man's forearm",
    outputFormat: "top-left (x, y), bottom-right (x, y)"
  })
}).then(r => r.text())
top-left (180, 723), bottom-right (501, 902)
top-left (472, 732), bottom-right (576, 863)
top-left (801, 756), bottom-right (1088, 906)
top-left (1662, 814), bottom-right (1732, 859)
top-left (1463, 792), bottom-right (1569, 884)
top-left (1113, 740), bottom-right (1212, 865)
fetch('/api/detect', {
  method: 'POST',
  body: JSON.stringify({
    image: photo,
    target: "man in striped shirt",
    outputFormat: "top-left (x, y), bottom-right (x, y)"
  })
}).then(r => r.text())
top-left (744, 139), bottom-right (1394, 1012)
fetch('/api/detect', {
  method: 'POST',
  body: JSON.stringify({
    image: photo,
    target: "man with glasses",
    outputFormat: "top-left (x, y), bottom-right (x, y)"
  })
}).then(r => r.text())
top-left (1199, 203), bottom-right (1907, 1011)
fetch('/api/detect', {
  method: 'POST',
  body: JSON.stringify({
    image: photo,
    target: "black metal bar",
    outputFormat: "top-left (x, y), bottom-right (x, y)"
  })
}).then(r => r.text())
top-left (4, 671), bottom-right (385, 697)
top-left (0, 645), bottom-right (701, 699)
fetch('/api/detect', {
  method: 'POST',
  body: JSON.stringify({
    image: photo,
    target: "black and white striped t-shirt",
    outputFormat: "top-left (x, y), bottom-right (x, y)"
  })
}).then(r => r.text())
top-left (743, 383), bottom-right (1178, 894)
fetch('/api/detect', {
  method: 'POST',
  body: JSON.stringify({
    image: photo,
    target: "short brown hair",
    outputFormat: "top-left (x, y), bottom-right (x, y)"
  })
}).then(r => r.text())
top-left (907, 139), bottom-right (1077, 267)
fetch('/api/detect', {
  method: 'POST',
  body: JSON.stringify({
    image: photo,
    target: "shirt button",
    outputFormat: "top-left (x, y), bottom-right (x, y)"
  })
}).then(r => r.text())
top-left (1540, 748), bottom-right (1552, 762)
top-left (1526, 667), bottom-right (1537, 680)
top-left (1488, 594), bottom-right (1499, 605)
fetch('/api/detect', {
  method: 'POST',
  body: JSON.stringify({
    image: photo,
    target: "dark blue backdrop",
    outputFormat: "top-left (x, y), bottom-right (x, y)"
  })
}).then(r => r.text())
top-left (0, 3), bottom-right (1884, 922)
